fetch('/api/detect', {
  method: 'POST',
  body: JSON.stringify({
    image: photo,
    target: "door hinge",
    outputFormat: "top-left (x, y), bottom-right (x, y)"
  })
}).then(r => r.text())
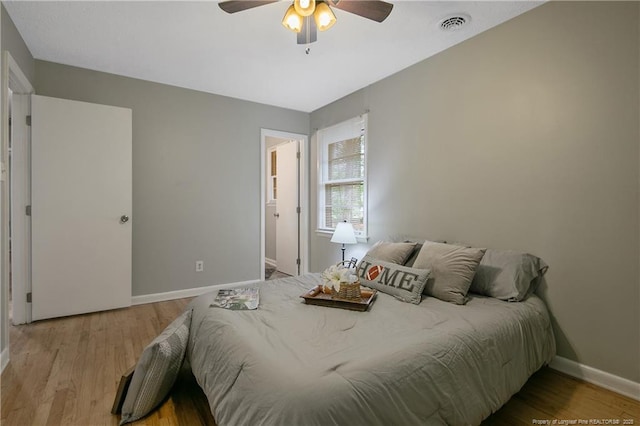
top-left (26, 292), bottom-right (32, 303)
top-left (296, 258), bottom-right (301, 265)
top-left (26, 205), bottom-right (31, 216)
top-left (296, 206), bottom-right (301, 214)
top-left (26, 115), bottom-right (32, 126)
top-left (296, 151), bottom-right (300, 159)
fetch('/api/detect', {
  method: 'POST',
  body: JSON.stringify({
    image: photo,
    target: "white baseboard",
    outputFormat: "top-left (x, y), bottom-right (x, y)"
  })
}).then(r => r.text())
top-left (1, 347), bottom-right (9, 374)
top-left (265, 258), bottom-right (277, 268)
top-left (549, 356), bottom-right (640, 401)
top-left (131, 279), bottom-right (261, 306)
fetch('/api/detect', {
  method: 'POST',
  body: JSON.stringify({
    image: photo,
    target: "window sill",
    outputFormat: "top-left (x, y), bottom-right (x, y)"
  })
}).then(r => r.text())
top-left (315, 229), bottom-right (369, 244)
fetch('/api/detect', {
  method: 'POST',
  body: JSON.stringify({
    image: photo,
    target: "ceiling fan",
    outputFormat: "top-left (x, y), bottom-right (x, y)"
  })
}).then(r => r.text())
top-left (218, 0), bottom-right (394, 44)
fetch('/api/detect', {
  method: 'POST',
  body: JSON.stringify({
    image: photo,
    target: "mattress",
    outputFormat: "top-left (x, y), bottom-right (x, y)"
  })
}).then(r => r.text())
top-left (186, 274), bottom-right (555, 425)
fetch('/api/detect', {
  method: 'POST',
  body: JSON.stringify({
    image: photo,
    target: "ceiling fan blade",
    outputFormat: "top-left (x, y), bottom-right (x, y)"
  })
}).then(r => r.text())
top-left (328, 0), bottom-right (393, 23)
top-left (218, 1), bottom-right (279, 14)
top-left (297, 16), bottom-right (317, 45)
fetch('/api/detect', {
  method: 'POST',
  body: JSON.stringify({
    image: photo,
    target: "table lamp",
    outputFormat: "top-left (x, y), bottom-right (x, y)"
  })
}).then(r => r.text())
top-left (330, 221), bottom-right (357, 262)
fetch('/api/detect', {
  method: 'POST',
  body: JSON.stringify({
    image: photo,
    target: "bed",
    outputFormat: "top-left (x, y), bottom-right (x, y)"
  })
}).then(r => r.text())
top-left (186, 273), bottom-right (556, 425)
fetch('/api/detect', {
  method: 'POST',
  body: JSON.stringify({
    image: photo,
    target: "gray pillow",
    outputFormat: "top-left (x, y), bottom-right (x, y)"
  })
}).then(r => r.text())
top-left (470, 249), bottom-right (549, 301)
top-left (365, 241), bottom-right (416, 265)
top-left (357, 255), bottom-right (430, 304)
top-left (120, 309), bottom-right (192, 424)
top-left (381, 236), bottom-right (446, 267)
top-left (412, 241), bottom-right (486, 305)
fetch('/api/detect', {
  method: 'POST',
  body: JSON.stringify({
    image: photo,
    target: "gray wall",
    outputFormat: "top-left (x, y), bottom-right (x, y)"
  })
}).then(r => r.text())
top-left (35, 61), bottom-right (309, 296)
top-left (0, 3), bottom-right (34, 361)
top-left (310, 1), bottom-right (640, 382)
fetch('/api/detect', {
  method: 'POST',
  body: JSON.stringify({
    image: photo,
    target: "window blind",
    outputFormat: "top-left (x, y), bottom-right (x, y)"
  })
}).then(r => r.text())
top-left (317, 114), bottom-right (367, 236)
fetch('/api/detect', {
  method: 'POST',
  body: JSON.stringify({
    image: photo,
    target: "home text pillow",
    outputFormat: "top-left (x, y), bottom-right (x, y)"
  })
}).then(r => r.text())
top-left (470, 249), bottom-right (549, 301)
top-left (364, 241), bottom-right (416, 265)
top-left (120, 309), bottom-right (192, 425)
top-left (412, 241), bottom-right (486, 305)
top-left (357, 255), bottom-right (430, 304)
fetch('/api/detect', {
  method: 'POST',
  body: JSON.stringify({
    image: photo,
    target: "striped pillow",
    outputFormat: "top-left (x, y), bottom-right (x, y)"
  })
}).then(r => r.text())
top-left (120, 309), bottom-right (192, 425)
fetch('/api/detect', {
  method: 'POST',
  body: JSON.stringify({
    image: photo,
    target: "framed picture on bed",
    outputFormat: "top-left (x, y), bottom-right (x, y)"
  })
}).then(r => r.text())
top-left (111, 366), bottom-right (135, 415)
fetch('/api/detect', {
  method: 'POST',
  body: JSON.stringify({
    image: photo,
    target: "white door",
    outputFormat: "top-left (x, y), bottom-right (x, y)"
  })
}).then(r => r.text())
top-left (275, 140), bottom-right (299, 276)
top-left (31, 95), bottom-right (132, 321)
top-left (10, 94), bottom-right (31, 324)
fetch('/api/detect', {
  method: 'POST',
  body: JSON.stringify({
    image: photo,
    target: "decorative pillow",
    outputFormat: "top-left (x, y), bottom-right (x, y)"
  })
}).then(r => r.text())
top-left (364, 241), bottom-right (416, 265)
top-left (357, 255), bottom-right (430, 304)
top-left (120, 309), bottom-right (192, 425)
top-left (381, 237), bottom-right (447, 267)
top-left (412, 241), bottom-right (486, 305)
top-left (470, 249), bottom-right (549, 301)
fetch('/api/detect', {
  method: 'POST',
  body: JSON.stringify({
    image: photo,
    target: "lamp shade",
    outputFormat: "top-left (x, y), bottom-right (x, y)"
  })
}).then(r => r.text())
top-left (282, 5), bottom-right (303, 33)
top-left (314, 2), bottom-right (336, 32)
top-left (294, 0), bottom-right (316, 17)
top-left (330, 222), bottom-right (357, 244)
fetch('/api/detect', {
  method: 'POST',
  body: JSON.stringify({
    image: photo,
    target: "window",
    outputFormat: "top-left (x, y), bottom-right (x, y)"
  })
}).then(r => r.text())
top-left (267, 147), bottom-right (277, 203)
top-left (317, 114), bottom-right (367, 237)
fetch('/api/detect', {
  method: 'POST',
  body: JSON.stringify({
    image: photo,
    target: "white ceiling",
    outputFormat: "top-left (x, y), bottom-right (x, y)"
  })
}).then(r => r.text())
top-left (4, 1), bottom-right (542, 112)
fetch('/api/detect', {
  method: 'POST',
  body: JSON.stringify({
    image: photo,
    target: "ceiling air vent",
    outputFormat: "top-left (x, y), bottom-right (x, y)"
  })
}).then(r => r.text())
top-left (439, 14), bottom-right (470, 32)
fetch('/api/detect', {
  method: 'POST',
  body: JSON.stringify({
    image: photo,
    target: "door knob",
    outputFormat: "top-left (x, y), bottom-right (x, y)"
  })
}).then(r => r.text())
top-left (274, 213), bottom-right (280, 218)
top-left (120, 215), bottom-right (129, 224)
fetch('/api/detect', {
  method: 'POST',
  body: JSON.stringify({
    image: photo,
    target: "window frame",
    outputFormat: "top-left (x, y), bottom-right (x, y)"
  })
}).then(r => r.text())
top-left (266, 146), bottom-right (277, 205)
top-left (316, 114), bottom-right (368, 240)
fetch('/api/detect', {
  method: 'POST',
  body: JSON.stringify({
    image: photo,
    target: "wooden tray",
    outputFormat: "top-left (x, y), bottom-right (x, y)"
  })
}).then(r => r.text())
top-left (300, 285), bottom-right (377, 312)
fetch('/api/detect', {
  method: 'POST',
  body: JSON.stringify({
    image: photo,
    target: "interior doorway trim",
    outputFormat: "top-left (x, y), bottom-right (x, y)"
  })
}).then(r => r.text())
top-left (2, 51), bottom-right (34, 334)
top-left (260, 129), bottom-right (309, 281)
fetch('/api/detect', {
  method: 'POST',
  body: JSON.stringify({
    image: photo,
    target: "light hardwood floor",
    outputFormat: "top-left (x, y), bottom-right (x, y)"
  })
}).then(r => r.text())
top-left (1, 298), bottom-right (638, 425)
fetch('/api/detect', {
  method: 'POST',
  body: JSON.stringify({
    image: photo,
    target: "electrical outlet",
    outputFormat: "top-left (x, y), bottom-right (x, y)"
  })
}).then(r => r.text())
top-left (195, 261), bottom-right (204, 272)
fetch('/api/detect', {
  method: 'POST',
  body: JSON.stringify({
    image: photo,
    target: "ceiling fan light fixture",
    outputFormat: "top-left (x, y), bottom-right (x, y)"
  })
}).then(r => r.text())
top-left (294, 0), bottom-right (316, 17)
top-left (218, 0), bottom-right (394, 44)
top-left (282, 5), bottom-right (303, 33)
top-left (314, 2), bottom-right (336, 32)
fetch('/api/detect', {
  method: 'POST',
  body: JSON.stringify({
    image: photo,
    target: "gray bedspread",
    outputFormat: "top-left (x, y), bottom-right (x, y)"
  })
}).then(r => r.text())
top-left (186, 274), bottom-right (555, 426)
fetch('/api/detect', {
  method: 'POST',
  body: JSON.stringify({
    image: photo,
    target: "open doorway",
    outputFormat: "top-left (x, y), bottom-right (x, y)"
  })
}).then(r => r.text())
top-left (3, 52), bottom-right (34, 330)
top-left (1, 52), bottom-right (34, 371)
top-left (260, 129), bottom-right (308, 281)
